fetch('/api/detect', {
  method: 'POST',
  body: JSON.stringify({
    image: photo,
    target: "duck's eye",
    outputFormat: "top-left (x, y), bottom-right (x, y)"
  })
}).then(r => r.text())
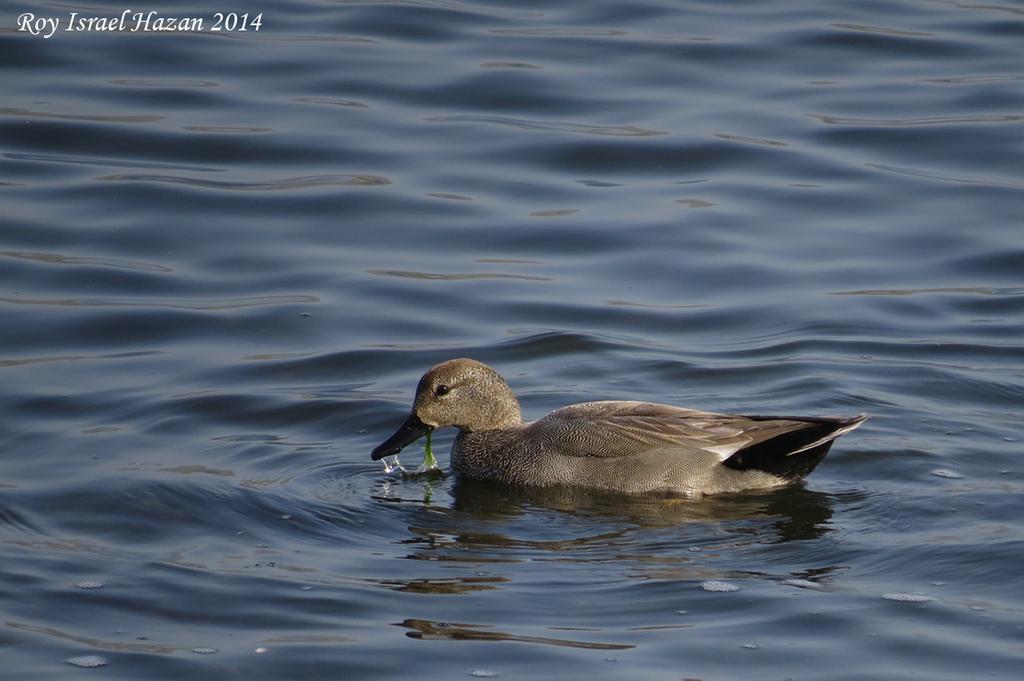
top-left (434, 384), bottom-right (451, 397)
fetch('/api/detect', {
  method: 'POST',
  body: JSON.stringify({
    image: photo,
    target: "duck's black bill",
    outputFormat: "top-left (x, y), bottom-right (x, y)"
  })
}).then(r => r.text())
top-left (371, 414), bottom-right (432, 460)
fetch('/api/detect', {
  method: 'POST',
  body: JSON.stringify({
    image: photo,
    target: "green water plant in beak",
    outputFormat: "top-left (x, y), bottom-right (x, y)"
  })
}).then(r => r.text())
top-left (420, 430), bottom-right (438, 471)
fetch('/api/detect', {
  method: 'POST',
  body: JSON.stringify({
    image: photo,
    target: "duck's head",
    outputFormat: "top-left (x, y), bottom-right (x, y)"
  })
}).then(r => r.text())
top-left (370, 358), bottom-right (522, 460)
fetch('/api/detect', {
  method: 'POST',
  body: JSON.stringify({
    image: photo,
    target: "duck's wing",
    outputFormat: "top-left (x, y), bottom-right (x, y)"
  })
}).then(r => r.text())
top-left (535, 401), bottom-right (865, 467)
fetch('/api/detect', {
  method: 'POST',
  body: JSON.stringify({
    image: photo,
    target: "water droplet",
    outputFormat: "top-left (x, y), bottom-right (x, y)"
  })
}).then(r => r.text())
top-left (741, 643), bottom-right (760, 650)
top-left (701, 580), bottom-right (740, 592)
top-left (469, 671), bottom-right (498, 678)
top-left (883, 592), bottom-right (936, 602)
top-left (382, 455), bottom-right (406, 474)
top-left (75, 580), bottom-right (104, 589)
top-left (676, 609), bottom-right (688, 615)
top-left (192, 647), bottom-right (217, 655)
top-left (67, 655), bottom-right (108, 668)
top-left (280, 514), bottom-right (292, 520)
top-left (300, 585), bottom-right (314, 591)
top-left (931, 468), bottom-right (963, 479)
top-left (254, 647), bottom-right (269, 654)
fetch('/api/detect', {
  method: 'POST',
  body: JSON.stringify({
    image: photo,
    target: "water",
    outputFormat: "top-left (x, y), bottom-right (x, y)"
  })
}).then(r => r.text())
top-left (1, 0), bottom-right (1022, 678)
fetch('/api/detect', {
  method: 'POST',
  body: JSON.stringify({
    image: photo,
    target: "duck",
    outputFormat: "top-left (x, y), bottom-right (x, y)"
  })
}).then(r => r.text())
top-left (371, 358), bottom-right (866, 496)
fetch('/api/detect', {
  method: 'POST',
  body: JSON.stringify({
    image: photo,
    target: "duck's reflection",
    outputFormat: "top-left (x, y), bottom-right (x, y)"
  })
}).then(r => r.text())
top-left (373, 477), bottom-right (842, 657)
top-left (373, 476), bottom-right (837, 596)
top-left (448, 477), bottom-right (834, 541)
top-left (396, 618), bottom-right (635, 650)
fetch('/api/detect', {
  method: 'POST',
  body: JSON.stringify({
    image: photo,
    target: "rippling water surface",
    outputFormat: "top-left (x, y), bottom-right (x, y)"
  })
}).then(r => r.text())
top-left (2, 0), bottom-right (1023, 678)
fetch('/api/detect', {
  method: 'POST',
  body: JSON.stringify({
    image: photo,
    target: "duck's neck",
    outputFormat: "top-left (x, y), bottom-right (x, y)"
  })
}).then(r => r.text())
top-left (465, 396), bottom-right (521, 432)
top-left (464, 380), bottom-right (522, 432)
top-left (496, 396), bottom-right (522, 429)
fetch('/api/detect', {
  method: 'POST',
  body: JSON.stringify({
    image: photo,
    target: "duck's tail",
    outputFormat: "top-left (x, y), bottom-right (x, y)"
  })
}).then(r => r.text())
top-left (723, 414), bottom-right (867, 480)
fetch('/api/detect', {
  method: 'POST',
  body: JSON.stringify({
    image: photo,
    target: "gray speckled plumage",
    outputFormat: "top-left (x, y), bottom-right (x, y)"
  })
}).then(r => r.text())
top-left (371, 358), bottom-right (867, 497)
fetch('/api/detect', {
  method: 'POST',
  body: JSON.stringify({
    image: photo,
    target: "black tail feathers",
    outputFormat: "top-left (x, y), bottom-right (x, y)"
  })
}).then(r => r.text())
top-left (723, 414), bottom-right (867, 480)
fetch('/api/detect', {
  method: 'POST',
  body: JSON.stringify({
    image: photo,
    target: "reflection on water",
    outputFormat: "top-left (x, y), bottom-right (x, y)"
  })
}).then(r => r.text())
top-left (378, 575), bottom-right (509, 594)
top-left (397, 618), bottom-right (635, 650)
top-left (372, 477), bottom-right (837, 593)
top-left (449, 478), bottom-right (834, 540)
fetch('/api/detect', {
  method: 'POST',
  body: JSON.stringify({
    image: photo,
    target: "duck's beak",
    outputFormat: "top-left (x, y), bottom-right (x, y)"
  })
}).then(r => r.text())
top-left (371, 413), bottom-right (432, 460)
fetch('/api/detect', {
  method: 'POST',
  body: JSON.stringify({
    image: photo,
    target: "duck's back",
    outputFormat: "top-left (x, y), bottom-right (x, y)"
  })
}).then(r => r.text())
top-left (452, 401), bottom-right (863, 495)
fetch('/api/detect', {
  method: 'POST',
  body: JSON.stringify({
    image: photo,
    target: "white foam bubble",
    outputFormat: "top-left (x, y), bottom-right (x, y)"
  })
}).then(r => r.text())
top-left (701, 580), bottom-right (740, 592)
top-left (469, 670), bottom-right (498, 678)
top-left (782, 578), bottom-right (824, 590)
top-left (882, 592), bottom-right (936, 602)
top-left (192, 647), bottom-right (218, 654)
top-left (930, 468), bottom-right (963, 479)
top-left (74, 580), bottom-right (104, 589)
top-left (67, 655), bottom-right (108, 668)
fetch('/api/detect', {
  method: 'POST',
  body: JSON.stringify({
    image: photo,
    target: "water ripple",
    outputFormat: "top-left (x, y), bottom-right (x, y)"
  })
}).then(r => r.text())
top-left (480, 61), bottom-right (543, 69)
top-left (829, 23), bottom-right (935, 37)
top-left (96, 173), bottom-right (391, 190)
top-left (714, 132), bottom-right (788, 147)
top-left (489, 28), bottom-right (629, 37)
top-left (4, 152), bottom-right (222, 173)
top-left (367, 270), bottom-right (551, 282)
top-left (0, 294), bottom-right (319, 310)
top-left (183, 126), bottom-right (274, 134)
top-left (292, 96), bottom-right (371, 108)
top-left (329, 0), bottom-right (542, 19)
top-left (108, 78), bottom-right (220, 88)
top-left (831, 287), bottom-right (1024, 297)
top-left (811, 113), bottom-right (1024, 126)
top-left (865, 163), bottom-right (1024, 189)
top-left (425, 114), bottom-right (667, 137)
top-left (0, 107), bottom-right (162, 123)
top-left (0, 350), bottom-right (163, 370)
top-left (921, 73), bottom-right (1024, 84)
top-left (0, 250), bottom-right (173, 272)
top-left (10, 620), bottom-right (191, 655)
